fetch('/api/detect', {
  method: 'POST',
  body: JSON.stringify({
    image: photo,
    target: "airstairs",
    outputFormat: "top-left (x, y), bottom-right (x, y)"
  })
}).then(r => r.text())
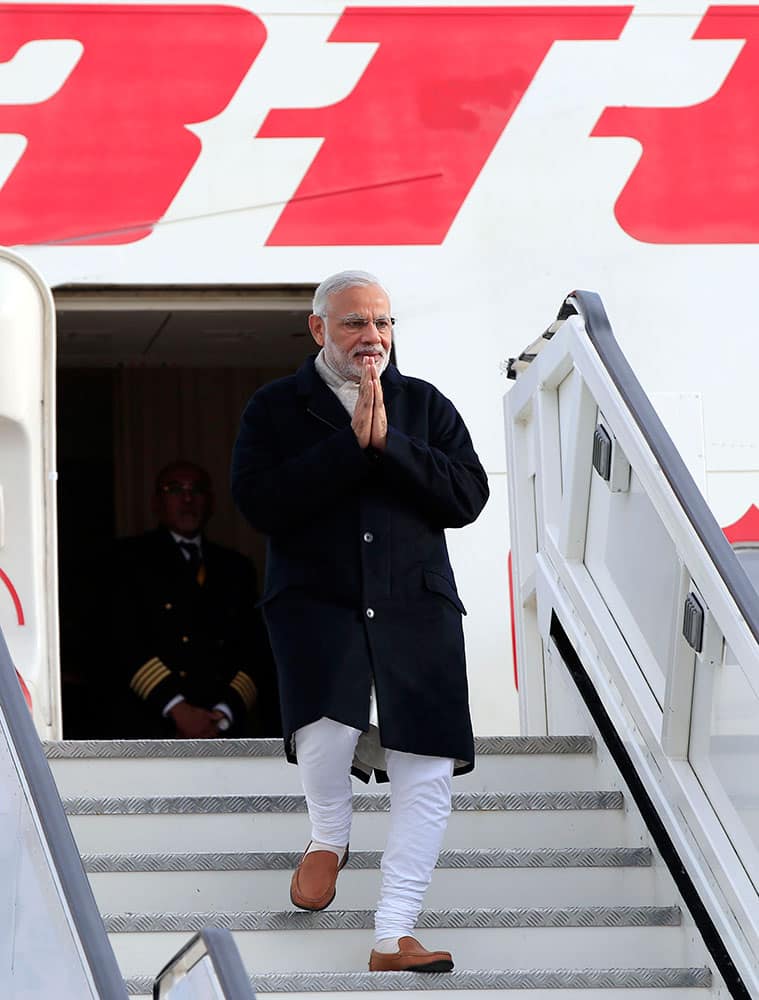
top-left (45, 731), bottom-right (720, 997)
top-left (6, 279), bottom-right (759, 996)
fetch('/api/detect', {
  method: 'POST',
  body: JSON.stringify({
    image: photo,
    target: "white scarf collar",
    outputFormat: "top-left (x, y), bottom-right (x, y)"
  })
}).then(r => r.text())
top-left (314, 349), bottom-right (360, 416)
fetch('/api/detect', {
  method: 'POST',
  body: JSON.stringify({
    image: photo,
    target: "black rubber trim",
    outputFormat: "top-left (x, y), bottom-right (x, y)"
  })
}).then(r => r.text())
top-left (550, 611), bottom-right (749, 999)
top-left (565, 289), bottom-right (759, 648)
top-left (0, 627), bottom-right (127, 998)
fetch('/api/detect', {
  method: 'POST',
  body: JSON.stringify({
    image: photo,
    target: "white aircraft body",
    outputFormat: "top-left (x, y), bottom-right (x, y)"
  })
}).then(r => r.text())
top-left (1, 0), bottom-right (757, 745)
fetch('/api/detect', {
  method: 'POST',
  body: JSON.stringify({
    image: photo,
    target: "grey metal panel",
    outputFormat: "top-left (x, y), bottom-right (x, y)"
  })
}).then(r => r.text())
top-left (84, 846), bottom-right (651, 873)
top-left (44, 735), bottom-right (595, 759)
top-left (104, 906), bottom-right (681, 933)
top-left (0, 627), bottom-right (127, 998)
top-left (126, 966), bottom-right (712, 994)
top-left (64, 790), bottom-right (623, 815)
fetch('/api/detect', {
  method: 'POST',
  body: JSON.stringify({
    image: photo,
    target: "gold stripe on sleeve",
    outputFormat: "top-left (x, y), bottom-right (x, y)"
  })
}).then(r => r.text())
top-left (131, 657), bottom-right (172, 700)
top-left (130, 657), bottom-right (162, 696)
top-left (230, 671), bottom-right (257, 709)
top-left (131, 660), bottom-right (164, 699)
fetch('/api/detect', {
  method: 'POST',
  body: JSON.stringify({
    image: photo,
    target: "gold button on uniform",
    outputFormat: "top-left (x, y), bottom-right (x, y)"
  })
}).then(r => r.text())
top-left (181, 635), bottom-right (190, 643)
top-left (164, 603), bottom-right (173, 610)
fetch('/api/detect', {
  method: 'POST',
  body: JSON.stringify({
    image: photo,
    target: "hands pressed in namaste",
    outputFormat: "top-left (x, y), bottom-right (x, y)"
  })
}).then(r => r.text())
top-left (351, 355), bottom-right (387, 451)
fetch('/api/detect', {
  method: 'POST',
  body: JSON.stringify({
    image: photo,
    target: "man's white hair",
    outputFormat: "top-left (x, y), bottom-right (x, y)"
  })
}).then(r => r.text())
top-left (312, 270), bottom-right (390, 316)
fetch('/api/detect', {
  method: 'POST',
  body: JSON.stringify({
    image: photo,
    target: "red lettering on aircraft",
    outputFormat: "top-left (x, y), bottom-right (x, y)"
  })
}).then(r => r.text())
top-left (259, 6), bottom-right (631, 245)
top-left (0, 4), bottom-right (265, 245)
top-left (0, 568), bottom-right (24, 625)
top-left (593, 7), bottom-right (759, 243)
top-left (724, 504), bottom-right (759, 544)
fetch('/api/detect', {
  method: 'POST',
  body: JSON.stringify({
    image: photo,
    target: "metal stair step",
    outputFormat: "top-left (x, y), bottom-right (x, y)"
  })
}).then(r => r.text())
top-left (67, 804), bottom-right (637, 854)
top-left (46, 736), bottom-right (596, 760)
top-left (62, 790), bottom-right (623, 816)
top-left (84, 846), bottom-right (652, 871)
top-left (89, 864), bottom-right (657, 912)
top-left (109, 921), bottom-right (692, 976)
top-left (46, 736), bottom-right (601, 798)
top-left (127, 990), bottom-right (712, 999)
top-left (45, 736), bottom-right (717, 992)
top-left (124, 967), bottom-right (712, 997)
top-left (103, 906), bottom-right (681, 934)
top-left (65, 788), bottom-right (634, 855)
top-left (85, 847), bottom-right (654, 911)
top-left (103, 905), bottom-right (682, 933)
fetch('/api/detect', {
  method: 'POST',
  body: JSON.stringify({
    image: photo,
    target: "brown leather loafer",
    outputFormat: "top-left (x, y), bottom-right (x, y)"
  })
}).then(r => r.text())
top-left (369, 936), bottom-right (454, 973)
top-left (289, 843), bottom-right (349, 911)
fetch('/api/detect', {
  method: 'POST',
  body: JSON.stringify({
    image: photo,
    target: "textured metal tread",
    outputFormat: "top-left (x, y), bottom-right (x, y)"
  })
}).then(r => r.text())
top-left (46, 738), bottom-right (285, 759)
top-left (85, 846), bottom-right (651, 873)
top-left (45, 735), bottom-right (594, 759)
top-left (104, 905), bottom-right (680, 933)
top-left (125, 967), bottom-right (711, 993)
top-left (65, 790), bottom-right (622, 816)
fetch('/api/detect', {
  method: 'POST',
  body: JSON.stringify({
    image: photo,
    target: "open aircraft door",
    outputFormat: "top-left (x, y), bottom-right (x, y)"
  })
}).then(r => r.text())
top-left (0, 248), bottom-right (60, 738)
top-left (505, 291), bottom-right (759, 994)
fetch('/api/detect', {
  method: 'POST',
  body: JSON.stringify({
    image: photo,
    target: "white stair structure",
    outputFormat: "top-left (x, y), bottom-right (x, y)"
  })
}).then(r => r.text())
top-left (45, 733), bottom-right (721, 998)
top-left (26, 284), bottom-right (759, 997)
top-left (3, 246), bottom-right (754, 994)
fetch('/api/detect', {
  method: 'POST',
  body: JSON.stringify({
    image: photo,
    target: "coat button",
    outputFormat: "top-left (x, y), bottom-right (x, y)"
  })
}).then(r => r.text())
top-left (164, 603), bottom-right (173, 610)
top-left (181, 635), bottom-right (190, 643)
top-left (363, 532), bottom-right (374, 543)
top-left (366, 608), bottom-right (375, 619)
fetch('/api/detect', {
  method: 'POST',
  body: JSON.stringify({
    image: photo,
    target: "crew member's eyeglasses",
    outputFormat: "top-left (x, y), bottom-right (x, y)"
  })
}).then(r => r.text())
top-left (159, 482), bottom-right (209, 497)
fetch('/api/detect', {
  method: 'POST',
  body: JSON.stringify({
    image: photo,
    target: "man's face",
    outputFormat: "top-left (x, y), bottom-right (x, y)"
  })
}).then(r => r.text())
top-left (308, 283), bottom-right (393, 382)
top-left (153, 464), bottom-right (213, 539)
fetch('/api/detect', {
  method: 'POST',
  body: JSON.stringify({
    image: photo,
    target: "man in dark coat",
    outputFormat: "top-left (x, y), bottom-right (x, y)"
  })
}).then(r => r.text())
top-left (231, 271), bottom-right (488, 972)
top-left (111, 461), bottom-right (279, 739)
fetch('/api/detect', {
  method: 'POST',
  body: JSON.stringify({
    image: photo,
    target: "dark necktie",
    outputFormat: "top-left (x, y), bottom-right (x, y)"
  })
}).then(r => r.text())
top-left (179, 541), bottom-right (204, 584)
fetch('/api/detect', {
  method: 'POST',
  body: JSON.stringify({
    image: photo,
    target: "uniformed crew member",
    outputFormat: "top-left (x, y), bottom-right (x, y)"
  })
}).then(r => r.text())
top-left (231, 271), bottom-right (489, 971)
top-left (112, 461), bottom-right (278, 739)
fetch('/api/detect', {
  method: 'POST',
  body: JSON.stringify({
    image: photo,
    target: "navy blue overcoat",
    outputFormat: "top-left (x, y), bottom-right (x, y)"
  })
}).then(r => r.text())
top-left (231, 356), bottom-right (489, 777)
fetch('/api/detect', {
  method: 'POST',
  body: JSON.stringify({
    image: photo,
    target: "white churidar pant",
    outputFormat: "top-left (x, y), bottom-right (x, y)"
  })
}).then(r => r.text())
top-left (294, 716), bottom-right (453, 941)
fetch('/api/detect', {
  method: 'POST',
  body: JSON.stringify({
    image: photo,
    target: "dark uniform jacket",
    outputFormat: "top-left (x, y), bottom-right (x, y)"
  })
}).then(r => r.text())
top-left (112, 527), bottom-right (278, 738)
top-left (230, 357), bottom-right (489, 776)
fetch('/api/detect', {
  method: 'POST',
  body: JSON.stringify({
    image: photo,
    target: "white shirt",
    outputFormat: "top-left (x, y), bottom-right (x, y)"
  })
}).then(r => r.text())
top-left (162, 532), bottom-right (231, 729)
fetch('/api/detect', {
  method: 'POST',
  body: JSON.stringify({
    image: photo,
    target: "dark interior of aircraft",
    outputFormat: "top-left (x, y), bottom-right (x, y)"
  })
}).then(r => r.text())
top-left (55, 286), bottom-right (314, 737)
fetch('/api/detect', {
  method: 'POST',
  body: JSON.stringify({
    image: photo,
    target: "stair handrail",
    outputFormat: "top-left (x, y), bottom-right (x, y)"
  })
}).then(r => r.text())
top-left (505, 291), bottom-right (759, 997)
top-left (0, 623), bottom-right (127, 998)
top-left (153, 927), bottom-right (256, 998)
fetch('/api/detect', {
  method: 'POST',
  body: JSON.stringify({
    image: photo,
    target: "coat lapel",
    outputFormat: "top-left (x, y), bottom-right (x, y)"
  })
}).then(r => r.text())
top-left (295, 354), bottom-right (404, 429)
top-left (380, 362), bottom-right (402, 422)
top-left (296, 356), bottom-right (352, 430)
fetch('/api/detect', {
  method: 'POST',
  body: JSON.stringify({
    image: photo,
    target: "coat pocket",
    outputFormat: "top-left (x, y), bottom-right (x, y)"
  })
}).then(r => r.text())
top-left (422, 570), bottom-right (467, 615)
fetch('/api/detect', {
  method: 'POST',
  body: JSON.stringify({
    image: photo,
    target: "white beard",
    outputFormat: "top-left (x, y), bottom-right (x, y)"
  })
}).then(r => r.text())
top-left (326, 346), bottom-right (389, 382)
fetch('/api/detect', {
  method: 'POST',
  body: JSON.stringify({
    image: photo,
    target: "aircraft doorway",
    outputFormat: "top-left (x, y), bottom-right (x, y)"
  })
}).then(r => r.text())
top-left (54, 285), bottom-right (314, 738)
